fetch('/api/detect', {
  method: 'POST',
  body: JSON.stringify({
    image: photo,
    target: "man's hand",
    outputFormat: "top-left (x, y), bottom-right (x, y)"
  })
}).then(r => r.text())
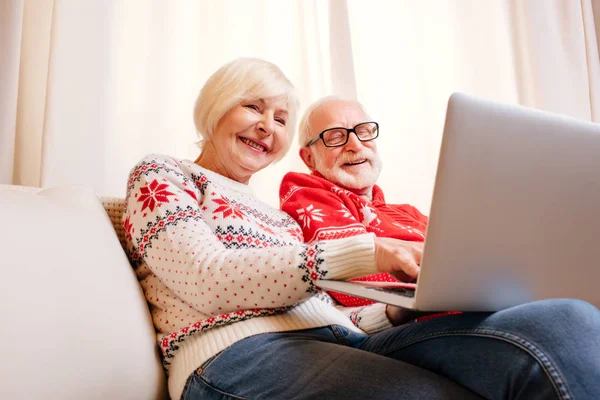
top-left (373, 237), bottom-right (423, 281)
top-left (385, 306), bottom-right (438, 326)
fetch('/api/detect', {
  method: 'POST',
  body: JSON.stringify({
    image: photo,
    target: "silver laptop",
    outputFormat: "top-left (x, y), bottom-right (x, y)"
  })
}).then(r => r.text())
top-left (318, 92), bottom-right (600, 311)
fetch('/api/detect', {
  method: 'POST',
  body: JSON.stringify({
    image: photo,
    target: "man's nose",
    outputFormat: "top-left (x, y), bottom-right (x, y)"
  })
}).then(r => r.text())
top-left (343, 131), bottom-right (364, 151)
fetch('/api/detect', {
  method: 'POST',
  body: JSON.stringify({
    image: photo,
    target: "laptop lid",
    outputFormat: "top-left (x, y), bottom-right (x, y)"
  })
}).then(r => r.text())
top-left (415, 93), bottom-right (600, 311)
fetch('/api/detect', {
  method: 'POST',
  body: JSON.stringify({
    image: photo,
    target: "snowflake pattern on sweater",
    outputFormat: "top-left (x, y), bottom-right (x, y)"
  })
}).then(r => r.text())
top-left (123, 155), bottom-right (384, 372)
top-left (123, 155), bottom-right (334, 368)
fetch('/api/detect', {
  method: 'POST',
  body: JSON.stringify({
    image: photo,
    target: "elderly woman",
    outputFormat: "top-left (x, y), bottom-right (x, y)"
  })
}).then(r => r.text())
top-left (124, 59), bottom-right (600, 400)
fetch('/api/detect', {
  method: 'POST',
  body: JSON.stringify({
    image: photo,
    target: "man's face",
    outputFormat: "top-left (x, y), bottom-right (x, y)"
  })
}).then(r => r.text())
top-left (303, 100), bottom-right (382, 192)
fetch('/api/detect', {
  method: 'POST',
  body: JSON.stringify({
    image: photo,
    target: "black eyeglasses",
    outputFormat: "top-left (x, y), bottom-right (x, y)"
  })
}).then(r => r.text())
top-left (305, 122), bottom-right (379, 147)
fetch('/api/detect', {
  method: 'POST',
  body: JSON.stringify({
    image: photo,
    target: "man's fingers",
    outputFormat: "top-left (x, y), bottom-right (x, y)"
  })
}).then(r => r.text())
top-left (414, 248), bottom-right (422, 266)
top-left (374, 237), bottom-right (423, 280)
top-left (400, 261), bottom-right (420, 279)
top-left (413, 242), bottom-right (424, 265)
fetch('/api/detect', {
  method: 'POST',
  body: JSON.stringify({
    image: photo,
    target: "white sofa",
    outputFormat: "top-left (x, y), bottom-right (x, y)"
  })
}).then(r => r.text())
top-left (0, 184), bottom-right (169, 399)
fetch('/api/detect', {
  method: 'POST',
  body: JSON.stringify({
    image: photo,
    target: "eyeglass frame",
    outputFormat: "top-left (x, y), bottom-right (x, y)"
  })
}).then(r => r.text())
top-left (305, 121), bottom-right (379, 148)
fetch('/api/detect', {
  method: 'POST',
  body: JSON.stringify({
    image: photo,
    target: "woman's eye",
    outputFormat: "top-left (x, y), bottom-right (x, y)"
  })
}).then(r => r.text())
top-left (245, 104), bottom-right (259, 111)
top-left (275, 118), bottom-right (287, 126)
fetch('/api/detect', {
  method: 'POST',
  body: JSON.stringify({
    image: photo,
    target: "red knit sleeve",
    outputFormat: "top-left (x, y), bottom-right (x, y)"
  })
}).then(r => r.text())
top-left (280, 172), bottom-right (368, 243)
top-left (406, 204), bottom-right (429, 225)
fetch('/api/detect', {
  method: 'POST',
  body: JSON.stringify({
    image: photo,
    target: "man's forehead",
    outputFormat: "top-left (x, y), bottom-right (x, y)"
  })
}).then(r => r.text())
top-left (311, 100), bottom-right (366, 131)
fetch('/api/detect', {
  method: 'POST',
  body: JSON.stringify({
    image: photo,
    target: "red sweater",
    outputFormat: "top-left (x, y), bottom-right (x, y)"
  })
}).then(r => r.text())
top-left (280, 171), bottom-right (429, 307)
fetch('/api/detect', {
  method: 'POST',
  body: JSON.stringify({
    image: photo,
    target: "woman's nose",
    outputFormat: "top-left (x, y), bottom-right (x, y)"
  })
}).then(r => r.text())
top-left (257, 116), bottom-right (275, 136)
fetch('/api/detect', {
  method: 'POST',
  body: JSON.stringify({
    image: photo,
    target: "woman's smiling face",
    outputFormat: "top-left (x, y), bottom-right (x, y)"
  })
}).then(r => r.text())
top-left (207, 96), bottom-right (289, 183)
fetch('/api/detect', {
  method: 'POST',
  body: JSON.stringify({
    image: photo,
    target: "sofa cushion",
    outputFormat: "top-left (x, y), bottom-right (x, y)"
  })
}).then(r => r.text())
top-left (0, 185), bottom-right (167, 399)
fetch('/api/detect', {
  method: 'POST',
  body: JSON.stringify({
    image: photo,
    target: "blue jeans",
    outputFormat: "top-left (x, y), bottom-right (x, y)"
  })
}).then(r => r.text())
top-left (181, 299), bottom-right (600, 399)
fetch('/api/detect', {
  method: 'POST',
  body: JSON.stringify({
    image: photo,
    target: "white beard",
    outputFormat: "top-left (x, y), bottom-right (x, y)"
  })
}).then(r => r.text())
top-left (315, 149), bottom-right (383, 192)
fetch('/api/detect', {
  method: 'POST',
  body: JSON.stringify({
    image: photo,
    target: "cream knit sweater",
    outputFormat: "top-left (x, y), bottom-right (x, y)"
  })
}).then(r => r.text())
top-left (123, 154), bottom-right (391, 399)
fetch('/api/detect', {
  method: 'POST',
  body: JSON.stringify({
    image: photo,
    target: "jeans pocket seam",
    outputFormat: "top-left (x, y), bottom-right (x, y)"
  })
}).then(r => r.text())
top-left (198, 351), bottom-right (222, 373)
top-left (189, 352), bottom-right (248, 399)
top-left (330, 325), bottom-right (351, 346)
top-left (195, 374), bottom-right (248, 400)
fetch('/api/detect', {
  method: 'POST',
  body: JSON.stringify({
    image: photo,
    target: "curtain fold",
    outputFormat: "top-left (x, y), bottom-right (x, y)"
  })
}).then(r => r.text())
top-left (0, 0), bottom-right (24, 184)
top-left (593, 0), bottom-right (600, 55)
top-left (328, 0), bottom-right (357, 100)
top-left (13, 0), bottom-right (55, 187)
top-left (583, 0), bottom-right (600, 120)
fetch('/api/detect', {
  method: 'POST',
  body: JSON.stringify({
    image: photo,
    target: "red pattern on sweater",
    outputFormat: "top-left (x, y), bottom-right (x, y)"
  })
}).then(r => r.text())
top-left (280, 171), bottom-right (428, 307)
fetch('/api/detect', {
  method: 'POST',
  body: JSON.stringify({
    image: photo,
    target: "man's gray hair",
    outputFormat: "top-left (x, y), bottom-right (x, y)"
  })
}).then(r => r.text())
top-left (297, 96), bottom-right (370, 147)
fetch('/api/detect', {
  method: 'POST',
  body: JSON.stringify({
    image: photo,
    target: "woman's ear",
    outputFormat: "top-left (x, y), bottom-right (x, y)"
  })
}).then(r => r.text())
top-left (299, 147), bottom-right (316, 171)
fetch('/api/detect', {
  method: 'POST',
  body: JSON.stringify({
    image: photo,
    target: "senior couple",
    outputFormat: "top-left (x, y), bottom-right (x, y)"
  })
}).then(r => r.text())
top-left (123, 58), bottom-right (600, 400)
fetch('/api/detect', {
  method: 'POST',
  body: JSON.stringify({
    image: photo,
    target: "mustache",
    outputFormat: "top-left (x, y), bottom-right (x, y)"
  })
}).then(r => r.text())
top-left (336, 151), bottom-right (375, 165)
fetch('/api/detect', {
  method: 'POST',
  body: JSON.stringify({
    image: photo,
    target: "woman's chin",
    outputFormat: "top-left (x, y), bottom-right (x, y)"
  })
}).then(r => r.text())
top-left (239, 159), bottom-right (270, 175)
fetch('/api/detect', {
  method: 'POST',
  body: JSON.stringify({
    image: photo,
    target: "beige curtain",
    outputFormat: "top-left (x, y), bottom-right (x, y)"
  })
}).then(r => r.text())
top-left (510, 0), bottom-right (600, 120)
top-left (348, 0), bottom-right (600, 211)
top-left (1, 0), bottom-right (599, 210)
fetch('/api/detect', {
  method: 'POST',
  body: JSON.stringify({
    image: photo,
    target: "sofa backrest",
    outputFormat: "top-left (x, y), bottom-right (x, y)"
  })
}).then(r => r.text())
top-left (0, 184), bottom-right (168, 400)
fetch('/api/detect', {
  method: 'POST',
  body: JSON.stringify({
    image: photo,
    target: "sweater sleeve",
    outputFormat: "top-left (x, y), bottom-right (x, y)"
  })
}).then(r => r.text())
top-left (337, 303), bottom-right (392, 334)
top-left (280, 172), bottom-right (369, 243)
top-left (124, 155), bottom-right (379, 316)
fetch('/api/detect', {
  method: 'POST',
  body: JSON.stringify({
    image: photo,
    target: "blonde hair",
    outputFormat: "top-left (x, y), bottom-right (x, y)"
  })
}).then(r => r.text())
top-left (298, 96), bottom-right (369, 147)
top-left (193, 58), bottom-right (299, 156)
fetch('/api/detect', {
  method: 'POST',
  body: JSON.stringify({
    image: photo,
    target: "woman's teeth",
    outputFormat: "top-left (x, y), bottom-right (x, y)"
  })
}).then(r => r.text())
top-left (240, 137), bottom-right (266, 152)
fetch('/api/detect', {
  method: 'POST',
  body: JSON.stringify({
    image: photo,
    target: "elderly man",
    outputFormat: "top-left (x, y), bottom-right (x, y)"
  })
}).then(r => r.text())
top-left (279, 97), bottom-right (430, 310)
top-left (276, 97), bottom-right (600, 400)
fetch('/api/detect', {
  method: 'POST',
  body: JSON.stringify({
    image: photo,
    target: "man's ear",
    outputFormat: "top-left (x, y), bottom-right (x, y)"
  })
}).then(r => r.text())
top-left (299, 147), bottom-right (316, 171)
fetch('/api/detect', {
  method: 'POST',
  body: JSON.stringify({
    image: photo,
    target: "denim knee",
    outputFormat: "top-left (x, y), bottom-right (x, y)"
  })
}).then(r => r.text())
top-left (552, 298), bottom-right (600, 328)
top-left (519, 298), bottom-right (600, 341)
top-left (534, 298), bottom-right (599, 323)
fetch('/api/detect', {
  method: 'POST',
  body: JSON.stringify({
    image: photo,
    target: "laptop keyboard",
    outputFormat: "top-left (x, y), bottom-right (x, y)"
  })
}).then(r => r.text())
top-left (364, 286), bottom-right (416, 298)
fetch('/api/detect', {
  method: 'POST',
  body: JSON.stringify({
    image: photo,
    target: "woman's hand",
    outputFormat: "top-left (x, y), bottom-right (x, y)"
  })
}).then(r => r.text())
top-left (373, 237), bottom-right (423, 281)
